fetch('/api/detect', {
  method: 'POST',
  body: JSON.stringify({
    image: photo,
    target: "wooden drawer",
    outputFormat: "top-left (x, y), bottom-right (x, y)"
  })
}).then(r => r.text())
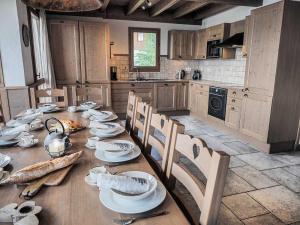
top-left (228, 88), bottom-right (243, 99)
top-left (111, 83), bottom-right (153, 90)
top-left (193, 83), bottom-right (209, 92)
top-left (225, 105), bottom-right (241, 129)
top-left (227, 97), bottom-right (242, 107)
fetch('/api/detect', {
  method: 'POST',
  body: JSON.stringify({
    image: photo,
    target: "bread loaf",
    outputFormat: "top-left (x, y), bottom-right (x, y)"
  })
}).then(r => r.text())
top-left (0, 151), bottom-right (82, 185)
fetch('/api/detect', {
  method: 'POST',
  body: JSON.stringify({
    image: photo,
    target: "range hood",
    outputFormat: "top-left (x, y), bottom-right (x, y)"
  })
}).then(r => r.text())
top-left (215, 32), bottom-right (244, 48)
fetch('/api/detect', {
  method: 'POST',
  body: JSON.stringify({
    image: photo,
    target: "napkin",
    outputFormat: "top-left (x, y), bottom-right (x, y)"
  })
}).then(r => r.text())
top-left (97, 174), bottom-right (150, 194)
top-left (97, 141), bottom-right (133, 152)
top-left (2, 125), bottom-right (30, 136)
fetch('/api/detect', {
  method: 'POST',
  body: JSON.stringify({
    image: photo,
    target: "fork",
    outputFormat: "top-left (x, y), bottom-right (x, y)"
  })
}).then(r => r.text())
top-left (112, 211), bottom-right (169, 225)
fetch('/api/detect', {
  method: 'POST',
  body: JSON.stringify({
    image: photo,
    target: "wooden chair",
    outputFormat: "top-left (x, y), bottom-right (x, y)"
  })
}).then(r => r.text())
top-left (131, 101), bottom-right (150, 150)
top-left (166, 123), bottom-right (230, 225)
top-left (30, 87), bottom-right (68, 108)
top-left (144, 112), bottom-right (182, 179)
top-left (125, 91), bottom-right (141, 133)
top-left (71, 86), bottom-right (104, 106)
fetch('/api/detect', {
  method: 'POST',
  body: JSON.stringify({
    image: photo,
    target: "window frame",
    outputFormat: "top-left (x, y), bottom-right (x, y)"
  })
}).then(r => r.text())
top-left (128, 27), bottom-right (160, 72)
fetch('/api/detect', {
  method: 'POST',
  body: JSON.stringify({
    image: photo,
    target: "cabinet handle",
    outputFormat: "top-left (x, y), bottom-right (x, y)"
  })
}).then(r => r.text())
top-left (76, 80), bottom-right (81, 84)
top-left (245, 88), bottom-right (249, 92)
top-left (232, 99), bottom-right (235, 103)
top-left (131, 84), bottom-right (135, 87)
top-left (191, 84), bottom-right (193, 86)
top-left (244, 94), bottom-right (248, 97)
top-left (231, 107), bottom-right (235, 110)
top-left (232, 91), bottom-right (236, 95)
top-left (164, 83), bottom-right (168, 86)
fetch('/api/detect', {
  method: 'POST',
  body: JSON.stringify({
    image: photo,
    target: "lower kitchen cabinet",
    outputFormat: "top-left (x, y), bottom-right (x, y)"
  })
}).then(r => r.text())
top-left (195, 90), bottom-right (208, 118)
top-left (225, 105), bottom-right (241, 129)
top-left (154, 83), bottom-right (177, 111)
top-left (239, 92), bottom-right (272, 142)
top-left (176, 82), bottom-right (189, 110)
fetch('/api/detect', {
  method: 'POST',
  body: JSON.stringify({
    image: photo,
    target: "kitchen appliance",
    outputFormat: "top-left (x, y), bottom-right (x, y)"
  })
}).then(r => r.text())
top-left (215, 32), bottom-right (244, 48)
top-left (207, 40), bottom-right (222, 58)
top-left (175, 70), bottom-right (186, 80)
top-left (192, 70), bottom-right (202, 80)
top-left (110, 66), bottom-right (117, 80)
top-left (208, 87), bottom-right (227, 120)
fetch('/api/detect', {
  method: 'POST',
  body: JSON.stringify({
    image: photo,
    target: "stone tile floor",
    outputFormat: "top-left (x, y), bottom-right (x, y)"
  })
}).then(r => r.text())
top-left (170, 115), bottom-right (300, 225)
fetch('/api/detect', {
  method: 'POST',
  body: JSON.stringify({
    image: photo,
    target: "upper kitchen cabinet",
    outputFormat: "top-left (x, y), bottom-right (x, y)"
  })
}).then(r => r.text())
top-left (48, 19), bottom-right (110, 85)
top-left (79, 22), bottom-right (110, 84)
top-left (194, 29), bottom-right (207, 59)
top-left (48, 20), bottom-right (81, 85)
top-left (168, 30), bottom-right (195, 60)
top-left (240, 1), bottom-right (300, 152)
top-left (206, 23), bottom-right (230, 41)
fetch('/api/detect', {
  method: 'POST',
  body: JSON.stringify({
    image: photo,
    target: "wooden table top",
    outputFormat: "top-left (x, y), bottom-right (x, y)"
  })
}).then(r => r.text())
top-left (0, 111), bottom-right (189, 225)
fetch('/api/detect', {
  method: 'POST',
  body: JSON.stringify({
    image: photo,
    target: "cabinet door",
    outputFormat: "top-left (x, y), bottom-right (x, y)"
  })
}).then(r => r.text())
top-left (240, 92), bottom-right (272, 141)
top-left (195, 91), bottom-right (208, 118)
top-left (80, 22), bottom-right (109, 83)
top-left (185, 31), bottom-right (195, 59)
top-left (48, 20), bottom-right (81, 85)
top-left (189, 83), bottom-right (196, 112)
top-left (245, 3), bottom-right (283, 95)
top-left (155, 83), bottom-right (177, 111)
top-left (225, 105), bottom-right (241, 129)
top-left (177, 82), bottom-right (188, 110)
top-left (194, 30), bottom-right (207, 59)
top-left (168, 31), bottom-right (186, 59)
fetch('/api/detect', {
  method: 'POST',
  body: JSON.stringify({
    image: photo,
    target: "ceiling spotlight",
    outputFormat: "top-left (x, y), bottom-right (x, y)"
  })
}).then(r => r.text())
top-left (141, 0), bottom-right (152, 10)
top-left (146, 0), bottom-right (152, 7)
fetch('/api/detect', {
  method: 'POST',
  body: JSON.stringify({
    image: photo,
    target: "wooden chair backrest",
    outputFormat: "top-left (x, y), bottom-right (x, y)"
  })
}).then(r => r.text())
top-left (144, 112), bottom-right (177, 175)
top-left (125, 91), bottom-right (141, 133)
top-left (131, 101), bottom-right (150, 148)
top-left (30, 87), bottom-right (68, 108)
top-left (71, 86), bottom-right (103, 106)
top-left (167, 123), bottom-right (230, 225)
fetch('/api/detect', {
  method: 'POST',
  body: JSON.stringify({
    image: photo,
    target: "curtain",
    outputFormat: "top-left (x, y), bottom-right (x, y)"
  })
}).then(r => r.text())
top-left (31, 10), bottom-right (56, 102)
top-left (31, 9), bottom-right (56, 90)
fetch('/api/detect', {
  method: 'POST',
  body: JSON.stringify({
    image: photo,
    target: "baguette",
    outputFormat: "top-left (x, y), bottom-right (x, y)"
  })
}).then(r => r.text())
top-left (0, 151), bottom-right (82, 185)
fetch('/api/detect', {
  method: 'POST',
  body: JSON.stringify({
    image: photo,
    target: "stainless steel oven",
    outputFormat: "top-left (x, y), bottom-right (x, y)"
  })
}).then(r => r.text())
top-left (208, 86), bottom-right (227, 120)
top-left (207, 40), bottom-right (221, 58)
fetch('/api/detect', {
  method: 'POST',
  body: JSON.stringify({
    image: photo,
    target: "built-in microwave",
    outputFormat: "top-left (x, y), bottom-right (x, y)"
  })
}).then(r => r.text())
top-left (207, 40), bottom-right (222, 58)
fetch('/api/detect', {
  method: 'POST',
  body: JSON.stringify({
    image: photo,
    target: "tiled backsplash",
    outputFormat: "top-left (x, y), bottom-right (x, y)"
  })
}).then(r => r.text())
top-left (110, 49), bottom-right (246, 85)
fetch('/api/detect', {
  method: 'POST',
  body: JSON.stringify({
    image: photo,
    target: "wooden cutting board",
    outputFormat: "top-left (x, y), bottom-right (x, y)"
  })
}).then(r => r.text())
top-left (21, 165), bottom-right (73, 199)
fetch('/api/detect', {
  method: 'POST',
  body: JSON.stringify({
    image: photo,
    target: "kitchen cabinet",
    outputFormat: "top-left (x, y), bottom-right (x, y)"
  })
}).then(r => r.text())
top-left (189, 82), bottom-right (209, 118)
top-left (206, 23), bottom-right (230, 41)
top-left (194, 29), bottom-right (207, 59)
top-left (176, 82), bottom-right (189, 110)
top-left (240, 92), bottom-right (272, 142)
top-left (225, 88), bottom-right (242, 129)
top-left (188, 83), bottom-right (196, 111)
top-left (168, 30), bottom-right (195, 60)
top-left (154, 83), bottom-right (177, 111)
top-left (79, 22), bottom-right (110, 83)
top-left (242, 16), bottom-right (253, 57)
top-left (48, 19), bottom-right (109, 85)
top-left (49, 20), bottom-right (81, 85)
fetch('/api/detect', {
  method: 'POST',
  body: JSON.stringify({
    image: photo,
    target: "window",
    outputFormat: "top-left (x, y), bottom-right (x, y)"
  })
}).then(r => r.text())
top-left (129, 27), bottom-right (160, 72)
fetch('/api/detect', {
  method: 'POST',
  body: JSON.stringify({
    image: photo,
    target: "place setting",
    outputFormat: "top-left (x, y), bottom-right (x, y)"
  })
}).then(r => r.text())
top-left (82, 109), bottom-right (118, 122)
top-left (68, 101), bottom-right (102, 113)
top-left (37, 103), bottom-right (64, 114)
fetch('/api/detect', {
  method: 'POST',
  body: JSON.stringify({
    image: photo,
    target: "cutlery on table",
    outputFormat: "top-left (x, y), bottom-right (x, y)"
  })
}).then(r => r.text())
top-left (112, 211), bottom-right (169, 225)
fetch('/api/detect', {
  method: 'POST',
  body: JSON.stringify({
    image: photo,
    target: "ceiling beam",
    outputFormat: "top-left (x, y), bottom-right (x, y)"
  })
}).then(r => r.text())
top-left (193, 0), bottom-right (263, 7)
top-left (173, 1), bottom-right (209, 18)
top-left (127, 0), bottom-right (145, 15)
top-left (100, 0), bottom-right (110, 11)
top-left (150, 0), bottom-right (180, 17)
top-left (193, 4), bottom-right (235, 20)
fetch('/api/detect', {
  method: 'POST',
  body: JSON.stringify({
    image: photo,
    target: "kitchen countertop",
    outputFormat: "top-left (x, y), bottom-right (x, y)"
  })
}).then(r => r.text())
top-left (190, 79), bottom-right (244, 89)
top-left (111, 79), bottom-right (243, 89)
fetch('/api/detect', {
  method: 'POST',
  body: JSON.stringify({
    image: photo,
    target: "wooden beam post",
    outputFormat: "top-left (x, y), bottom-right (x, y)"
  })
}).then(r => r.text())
top-left (193, 4), bottom-right (235, 20)
top-left (127, 0), bottom-right (145, 15)
top-left (173, 1), bottom-right (209, 18)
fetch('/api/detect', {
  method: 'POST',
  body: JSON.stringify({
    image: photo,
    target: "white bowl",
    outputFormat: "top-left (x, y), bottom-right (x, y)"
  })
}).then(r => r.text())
top-left (111, 171), bottom-right (158, 201)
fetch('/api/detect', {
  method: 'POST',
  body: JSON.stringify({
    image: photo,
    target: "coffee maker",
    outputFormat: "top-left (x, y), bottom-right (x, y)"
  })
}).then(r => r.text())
top-left (110, 66), bottom-right (117, 80)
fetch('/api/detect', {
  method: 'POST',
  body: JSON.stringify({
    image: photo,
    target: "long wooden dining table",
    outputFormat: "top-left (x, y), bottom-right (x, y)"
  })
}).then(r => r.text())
top-left (0, 110), bottom-right (190, 225)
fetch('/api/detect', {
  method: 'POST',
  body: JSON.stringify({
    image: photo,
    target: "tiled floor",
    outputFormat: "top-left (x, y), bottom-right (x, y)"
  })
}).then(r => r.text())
top-left (170, 115), bottom-right (300, 225)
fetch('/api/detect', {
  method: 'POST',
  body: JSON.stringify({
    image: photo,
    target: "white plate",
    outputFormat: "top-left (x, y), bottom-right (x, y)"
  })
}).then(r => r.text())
top-left (6, 120), bottom-right (26, 128)
top-left (111, 171), bottom-right (158, 201)
top-left (99, 180), bottom-right (166, 214)
top-left (42, 107), bottom-right (64, 114)
top-left (90, 127), bottom-right (125, 138)
top-left (95, 146), bottom-right (141, 163)
top-left (78, 104), bottom-right (101, 112)
top-left (0, 153), bottom-right (11, 168)
top-left (97, 140), bottom-right (135, 158)
top-left (90, 114), bottom-right (118, 122)
top-left (89, 122), bottom-right (121, 134)
top-left (84, 174), bottom-right (97, 186)
top-left (0, 139), bottom-right (19, 148)
top-left (85, 143), bottom-right (96, 150)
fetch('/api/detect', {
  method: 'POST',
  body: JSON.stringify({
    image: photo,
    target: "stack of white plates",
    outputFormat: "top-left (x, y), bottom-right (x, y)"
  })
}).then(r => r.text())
top-left (79, 101), bottom-right (101, 111)
top-left (90, 124), bottom-right (125, 138)
top-left (99, 171), bottom-right (166, 214)
top-left (95, 140), bottom-right (140, 163)
top-left (38, 104), bottom-right (62, 113)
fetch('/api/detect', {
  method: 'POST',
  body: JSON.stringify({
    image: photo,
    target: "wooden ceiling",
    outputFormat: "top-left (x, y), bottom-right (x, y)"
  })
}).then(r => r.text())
top-left (48, 0), bottom-right (263, 25)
